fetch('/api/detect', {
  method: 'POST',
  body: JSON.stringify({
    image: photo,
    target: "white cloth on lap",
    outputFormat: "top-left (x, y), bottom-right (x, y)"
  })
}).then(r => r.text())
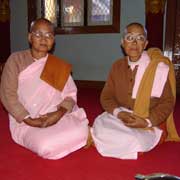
top-left (91, 110), bottom-right (162, 159)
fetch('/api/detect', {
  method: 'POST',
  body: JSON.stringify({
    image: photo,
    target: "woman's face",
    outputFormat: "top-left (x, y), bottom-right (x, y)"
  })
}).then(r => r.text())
top-left (122, 25), bottom-right (148, 62)
top-left (28, 21), bottom-right (55, 54)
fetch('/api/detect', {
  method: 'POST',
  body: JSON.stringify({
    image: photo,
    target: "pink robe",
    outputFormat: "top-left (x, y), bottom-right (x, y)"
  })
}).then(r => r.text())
top-left (9, 56), bottom-right (89, 159)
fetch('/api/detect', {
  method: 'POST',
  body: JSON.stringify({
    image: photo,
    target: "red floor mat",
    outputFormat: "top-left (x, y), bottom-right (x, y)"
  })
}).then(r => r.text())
top-left (0, 89), bottom-right (180, 180)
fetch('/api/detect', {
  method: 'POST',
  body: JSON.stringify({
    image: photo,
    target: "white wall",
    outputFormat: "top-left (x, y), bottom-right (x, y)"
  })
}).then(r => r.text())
top-left (10, 0), bottom-right (145, 81)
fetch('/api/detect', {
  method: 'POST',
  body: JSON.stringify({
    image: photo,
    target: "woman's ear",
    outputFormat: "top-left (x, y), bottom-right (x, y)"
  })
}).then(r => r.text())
top-left (28, 33), bottom-right (32, 44)
top-left (121, 39), bottom-right (124, 48)
top-left (144, 40), bottom-right (149, 49)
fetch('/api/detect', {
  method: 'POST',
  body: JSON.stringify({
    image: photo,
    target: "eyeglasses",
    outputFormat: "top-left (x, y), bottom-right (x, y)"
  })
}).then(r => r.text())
top-left (31, 31), bottom-right (54, 40)
top-left (124, 33), bottom-right (146, 42)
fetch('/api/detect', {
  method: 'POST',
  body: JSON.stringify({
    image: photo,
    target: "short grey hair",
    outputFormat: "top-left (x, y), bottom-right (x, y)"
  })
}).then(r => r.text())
top-left (123, 22), bottom-right (147, 38)
top-left (29, 18), bottom-right (55, 33)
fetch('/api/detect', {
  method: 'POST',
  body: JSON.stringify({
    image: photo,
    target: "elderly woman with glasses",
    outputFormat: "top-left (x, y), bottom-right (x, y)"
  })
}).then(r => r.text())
top-left (0, 18), bottom-right (89, 159)
top-left (91, 22), bottom-right (179, 159)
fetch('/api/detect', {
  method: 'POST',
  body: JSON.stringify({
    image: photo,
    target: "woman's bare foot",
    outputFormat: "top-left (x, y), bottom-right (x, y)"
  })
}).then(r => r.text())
top-left (84, 126), bottom-right (94, 148)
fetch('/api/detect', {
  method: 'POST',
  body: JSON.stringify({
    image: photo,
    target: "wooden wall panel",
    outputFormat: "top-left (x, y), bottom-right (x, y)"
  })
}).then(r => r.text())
top-left (0, 0), bottom-right (10, 63)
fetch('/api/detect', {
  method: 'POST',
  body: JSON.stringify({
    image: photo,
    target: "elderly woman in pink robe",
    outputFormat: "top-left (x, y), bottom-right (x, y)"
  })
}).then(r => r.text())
top-left (0, 18), bottom-right (89, 159)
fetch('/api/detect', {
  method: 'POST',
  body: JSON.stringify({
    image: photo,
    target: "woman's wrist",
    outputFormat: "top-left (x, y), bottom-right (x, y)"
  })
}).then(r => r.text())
top-left (58, 106), bottom-right (68, 115)
top-left (145, 118), bottom-right (152, 127)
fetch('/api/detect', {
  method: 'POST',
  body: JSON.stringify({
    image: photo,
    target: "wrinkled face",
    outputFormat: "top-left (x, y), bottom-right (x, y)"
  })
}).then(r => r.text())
top-left (121, 25), bottom-right (148, 62)
top-left (28, 21), bottom-right (55, 54)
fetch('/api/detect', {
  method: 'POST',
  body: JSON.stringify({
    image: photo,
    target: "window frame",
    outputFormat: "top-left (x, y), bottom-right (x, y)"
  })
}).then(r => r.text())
top-left (27, 0), bottom-right (120, 34)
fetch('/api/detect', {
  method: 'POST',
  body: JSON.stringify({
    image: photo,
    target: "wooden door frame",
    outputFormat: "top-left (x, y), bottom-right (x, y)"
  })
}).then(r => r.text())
top-left (164, 0), bottom-right (177, 60)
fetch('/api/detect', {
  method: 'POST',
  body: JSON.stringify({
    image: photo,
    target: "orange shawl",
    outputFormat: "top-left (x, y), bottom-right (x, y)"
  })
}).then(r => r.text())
top-left (133, 48), bottom-right (180, 141)
top-left (40, 54), bottom-right (72, 91)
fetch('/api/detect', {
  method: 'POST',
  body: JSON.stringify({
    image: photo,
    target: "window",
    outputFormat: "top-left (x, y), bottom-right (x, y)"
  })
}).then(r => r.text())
top-left (28, 0), bottom-right (120, 34)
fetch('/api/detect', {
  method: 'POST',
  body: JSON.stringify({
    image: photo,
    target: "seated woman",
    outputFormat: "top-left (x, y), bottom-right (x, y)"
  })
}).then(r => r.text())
top-left (0, 18), bottom-right (89, 159)
top-left (91, 22), bottom-right (180, 159)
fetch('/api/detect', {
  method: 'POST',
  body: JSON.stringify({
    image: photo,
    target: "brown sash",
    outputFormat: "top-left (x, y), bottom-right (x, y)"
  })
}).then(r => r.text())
top-left (40, 54), bottom-right (72, 91)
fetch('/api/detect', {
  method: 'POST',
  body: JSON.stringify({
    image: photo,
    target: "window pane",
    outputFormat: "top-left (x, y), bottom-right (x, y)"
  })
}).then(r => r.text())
top-left (44, 0), bottom-right (57, 24)
top-left (88, 0), bottom-right (113, 26)
top-left (28, 0), bottom-right (120, 34)
top-left (35, 0), bottom-right (58, 25)
top-left (61, 0), bottom-right (84, 27)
